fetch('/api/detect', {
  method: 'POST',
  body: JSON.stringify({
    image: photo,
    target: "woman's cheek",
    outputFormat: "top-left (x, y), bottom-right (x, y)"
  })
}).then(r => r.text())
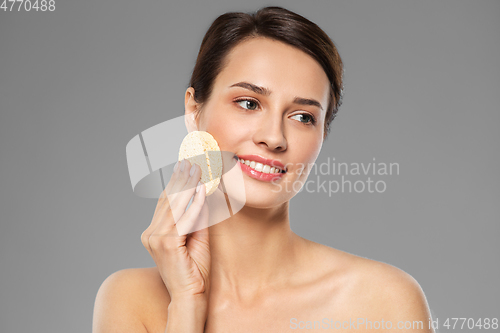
top-left (203, 110), bottom-right (229, 135)
top-left (297, 144), bottom-right (321, 180)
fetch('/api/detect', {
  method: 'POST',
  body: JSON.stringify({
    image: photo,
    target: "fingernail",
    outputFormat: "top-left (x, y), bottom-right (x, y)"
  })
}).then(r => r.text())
top-left (195, 181), bottom-right (202, 192)
top-left (180, 159), bottom-right (186, 171)
top-left (174, 161), bottom-right (179, 172)
top-left (189, 164), bottom-right (196, 176)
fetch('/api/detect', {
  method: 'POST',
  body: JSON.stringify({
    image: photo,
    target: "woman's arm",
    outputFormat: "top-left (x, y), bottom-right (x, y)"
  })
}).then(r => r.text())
top-left (164, 297), bottom-right (208, 333)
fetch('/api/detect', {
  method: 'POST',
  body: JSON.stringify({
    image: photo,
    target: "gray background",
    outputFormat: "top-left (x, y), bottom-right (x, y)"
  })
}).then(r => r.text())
top-left (1, 0), bottom-right (499, 332)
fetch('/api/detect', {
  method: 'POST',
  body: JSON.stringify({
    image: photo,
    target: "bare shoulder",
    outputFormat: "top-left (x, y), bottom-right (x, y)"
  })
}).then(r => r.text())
top-left (353, 254), bottom-right (433, 330)
top-left (307, 240), bottom-right (428, 294)
top-left (93, 267), bottom-right (170, 333)
top-left (303, 240), bottom-right (433, 330)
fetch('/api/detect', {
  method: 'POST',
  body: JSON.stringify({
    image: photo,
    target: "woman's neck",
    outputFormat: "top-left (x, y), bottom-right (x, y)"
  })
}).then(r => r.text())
top-left (208, 201), bottom-right (305, 301)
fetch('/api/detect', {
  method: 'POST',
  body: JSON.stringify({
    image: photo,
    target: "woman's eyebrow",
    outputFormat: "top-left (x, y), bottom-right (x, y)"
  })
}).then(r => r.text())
top-left (229, 81), bottom-right (324, 111)
top-left (229, 81), bottom-right (271, 96)
top-left (293, 97), bottom-right (324, 111)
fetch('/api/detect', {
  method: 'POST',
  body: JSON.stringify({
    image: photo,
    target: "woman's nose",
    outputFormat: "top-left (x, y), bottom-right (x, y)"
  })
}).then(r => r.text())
top-left (253, 112), bottom-right (287, 151)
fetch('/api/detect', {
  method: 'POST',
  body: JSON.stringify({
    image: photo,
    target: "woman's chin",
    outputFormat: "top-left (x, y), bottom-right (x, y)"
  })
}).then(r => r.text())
top-left (240, 191), bottom-right (291, 209)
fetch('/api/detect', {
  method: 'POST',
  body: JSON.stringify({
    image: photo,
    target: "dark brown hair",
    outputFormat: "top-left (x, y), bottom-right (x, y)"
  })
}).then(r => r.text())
top-left (188, 6), bottom-right (344, 140)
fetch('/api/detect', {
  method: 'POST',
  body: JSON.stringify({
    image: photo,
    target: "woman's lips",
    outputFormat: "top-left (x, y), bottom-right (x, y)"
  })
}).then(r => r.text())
top-left (236, 154), bottom-right (286, 172)
top-left (237, 160), bottom-right (284, 182)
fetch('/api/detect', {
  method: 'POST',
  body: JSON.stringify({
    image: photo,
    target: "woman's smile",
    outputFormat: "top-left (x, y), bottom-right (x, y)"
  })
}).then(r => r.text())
top-left (235, 154), bottom-right (286, 182)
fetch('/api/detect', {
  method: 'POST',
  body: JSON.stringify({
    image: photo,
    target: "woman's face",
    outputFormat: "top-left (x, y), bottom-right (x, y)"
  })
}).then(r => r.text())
top-left (185, 37), bottom-right (330, 208)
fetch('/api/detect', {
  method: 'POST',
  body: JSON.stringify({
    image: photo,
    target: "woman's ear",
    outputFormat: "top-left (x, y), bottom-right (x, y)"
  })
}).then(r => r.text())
top-left (184, 87), bottom-right (200, 132)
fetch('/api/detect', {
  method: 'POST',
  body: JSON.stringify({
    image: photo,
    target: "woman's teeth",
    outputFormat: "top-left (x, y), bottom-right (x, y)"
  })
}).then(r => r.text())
top-left (238, 158), bottom-right (284, 174)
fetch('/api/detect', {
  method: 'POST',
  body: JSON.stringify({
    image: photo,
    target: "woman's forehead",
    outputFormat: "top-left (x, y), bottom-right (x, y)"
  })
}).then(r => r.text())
top-left (214, 38), bottom-right (330, 105)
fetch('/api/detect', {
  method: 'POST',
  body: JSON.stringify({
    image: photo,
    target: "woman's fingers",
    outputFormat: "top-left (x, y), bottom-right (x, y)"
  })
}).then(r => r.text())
top-left (144, 161), bottom-right (204, 250)
top-left (151, 158), bottom-right (195, 229)
top-left (153, 159), bottom-right (181, 217)
top-left (142, 160), bottom-right (184, 256)
top-left (155, 176), bottom-right (205, 235)
top-left (167, 159), bottom-right (194, 204)
top-left (141, 205), bottom-right (177, 258)
top-left (168, 164), bottom-right (203, 224)
top-left (175, 183), bottom-right (207, 235)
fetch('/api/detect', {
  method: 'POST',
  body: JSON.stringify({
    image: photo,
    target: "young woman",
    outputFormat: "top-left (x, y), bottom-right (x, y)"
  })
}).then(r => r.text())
top-left (94, 6), bottom-right (434, 333)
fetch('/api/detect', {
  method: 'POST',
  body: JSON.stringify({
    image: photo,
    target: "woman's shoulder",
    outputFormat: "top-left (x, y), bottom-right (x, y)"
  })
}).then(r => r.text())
top-left (94, 267), bottom-right (170, 331)
top-left (302, 237), bottom-right (427, 313)
top-left (117, 266), bottom-right (171, 312)
top-left (306, 239), bottom-right (422, 288)
top-left (304, 240), bottom-right (432, 320)
top-left (333, 246), bottom-right (412, 280)
top-left (100, 266), bottom-right (169, 300)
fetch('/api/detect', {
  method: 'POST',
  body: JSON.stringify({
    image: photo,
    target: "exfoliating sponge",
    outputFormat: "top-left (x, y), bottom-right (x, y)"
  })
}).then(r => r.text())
top-left (178, 131), bottom-right (222, 196)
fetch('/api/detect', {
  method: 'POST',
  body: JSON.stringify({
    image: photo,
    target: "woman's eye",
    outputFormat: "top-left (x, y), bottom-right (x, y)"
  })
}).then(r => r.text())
top-left (236, 99), bottom-right (258, 110)
top-left (291, 113), bottom-right (315, 125)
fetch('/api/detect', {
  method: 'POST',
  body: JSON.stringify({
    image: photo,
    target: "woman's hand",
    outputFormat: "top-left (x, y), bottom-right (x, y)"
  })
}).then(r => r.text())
top-left (141, 159), bottom-right (211, 306)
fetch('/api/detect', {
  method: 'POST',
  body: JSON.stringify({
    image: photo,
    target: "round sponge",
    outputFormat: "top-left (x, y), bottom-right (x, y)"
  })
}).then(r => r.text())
top-left (178, 131), bottom-right (222, 196)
